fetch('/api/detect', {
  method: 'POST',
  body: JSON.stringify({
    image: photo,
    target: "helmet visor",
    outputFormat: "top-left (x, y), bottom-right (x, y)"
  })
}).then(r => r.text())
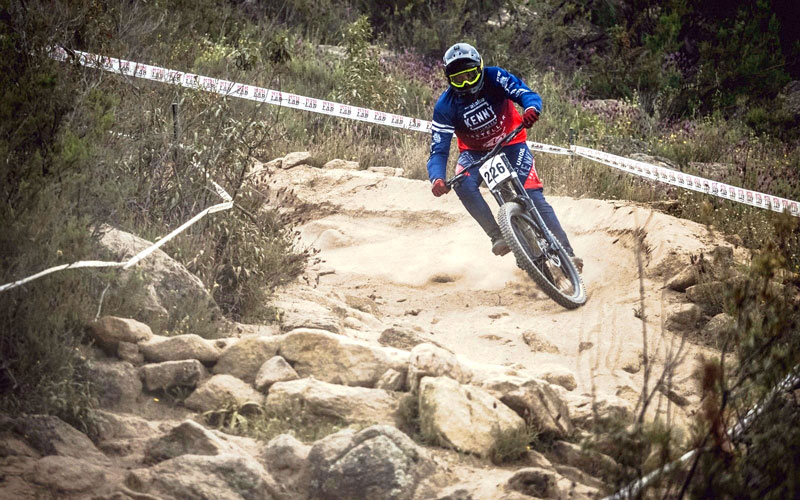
top-left (448, 66), bottom-right (481, 88)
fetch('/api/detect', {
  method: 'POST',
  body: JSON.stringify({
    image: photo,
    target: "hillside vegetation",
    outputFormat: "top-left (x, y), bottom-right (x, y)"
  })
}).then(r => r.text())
top-left (1, 1), bottom-right (799, 497)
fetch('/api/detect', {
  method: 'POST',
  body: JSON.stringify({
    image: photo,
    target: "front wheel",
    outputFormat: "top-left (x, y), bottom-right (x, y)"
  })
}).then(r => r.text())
top-left (497, 202), bottom-right (587, 309)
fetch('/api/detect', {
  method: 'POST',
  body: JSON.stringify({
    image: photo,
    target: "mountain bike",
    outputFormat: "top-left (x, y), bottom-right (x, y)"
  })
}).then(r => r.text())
top-left (446, 125), bottom-right (587, 309)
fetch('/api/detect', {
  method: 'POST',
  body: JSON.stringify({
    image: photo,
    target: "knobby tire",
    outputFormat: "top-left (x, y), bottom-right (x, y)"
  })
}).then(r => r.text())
top-left (497, 202), bottom-right (587, 309)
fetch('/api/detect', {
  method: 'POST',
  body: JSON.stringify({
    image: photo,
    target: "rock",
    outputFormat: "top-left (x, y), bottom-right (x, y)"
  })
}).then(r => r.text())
top-left (620, 350), bottom-right (643, 374)
top-left (323, 159), bottom-right (360, 170)
top-left (563, 393), bottom-right (634, 429)
top-left (419, 376), bottom-right (525, 457)
top-left (90, 316), bottom-right (153, 352)
top-left (368, 166), bottom-right (403, 176)
top-left (97, 226), bottom-right (222, 333)
top-left (93, 410), bottom-right (161, 442)
top-left (145, 420), bottom-right (243, 464)
top-left (141, 359), bottom-right (207, 392)
top-left (282, 151), bottom-right (314, 169)
top-left (554, 464), bottom-right (606, 490)
top-left (264, 433), bottom-right (310, 472)
top-left (435, 487), bottom-right (474, 500)
top-left (657, 383), bottom-right (690, 407)
top-left (548, 440), bottom-right (620, 481)
top-left (263, 434), bottom-right (310, 498)
top-left (184, 374), bottom-right (264, 413)
top-left (701, 313), bottom-right (736, 343)
top-left (528, 449), bottom-right (555, 470)
top-left (117, 341), bottom-right (144, 365)
top-left (87, 360), bottom-right (142, 411)
top-left (528, 365), bottom-right (577, 391)
top-left (666, 265), bottom-right (697, 292)
top-left (493, 378), bottom-right (574, 439)
top-left (664, 303), bottom-right (703, 332)
top-left (506, 467), bottom-right (562, 499)
top-left (521, 330), bottom-right (560, 353)
top-left (308, 425), bottom-right (435, 500)
top-left (264, 157), bottom-right (283, 169)
top-left (140, 334), bottom-right (221, 364)
top-left (279, 328), bottom-right (407, 387)
top-left (408, 343), bottom-right (471, 393)
top-left (266, 378), bottom-right (401, 426)
top-left (376, 368), bottom-right (406, 392)
top-left (213, 336), bottom-right (282, 383)
top-left (24, 455), bottom-right (109, 493)
top-left (379, 326), bottom-right (442, 351)
top-left (129, 283), bottom-right (171, 331)
top-left (556, 476), bottom-right (602, 500)
top-left (344, 294), bottom-right (379, 316)
top-left (255, 355), bottom-right (299, 392)
top-left (126, 453), bottom-right (282, 500)
top-left (275, 297), bottom-right (344, 334)
top-left (0, 415), bottom-right (110, 466)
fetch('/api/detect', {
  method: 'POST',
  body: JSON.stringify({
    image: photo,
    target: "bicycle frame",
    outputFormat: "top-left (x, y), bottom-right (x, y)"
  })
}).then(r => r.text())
top-left (445, 125), bottom-right (566, 258)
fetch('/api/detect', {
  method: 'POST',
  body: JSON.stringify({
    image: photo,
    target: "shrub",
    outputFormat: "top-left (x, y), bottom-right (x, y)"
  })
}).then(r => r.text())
top-left (488, 423), bottom-right (540, 465)
top-left (204, 400), bottom-right (352, 443)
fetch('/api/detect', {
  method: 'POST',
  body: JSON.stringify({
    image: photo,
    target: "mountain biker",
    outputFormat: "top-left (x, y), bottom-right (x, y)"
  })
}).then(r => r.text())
top-left (426, 42), bottom-right (582, 271)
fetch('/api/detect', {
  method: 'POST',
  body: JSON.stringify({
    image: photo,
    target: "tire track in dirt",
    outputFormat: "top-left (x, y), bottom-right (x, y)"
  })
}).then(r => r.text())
top-left (263, 164), bottom-right (729, 426)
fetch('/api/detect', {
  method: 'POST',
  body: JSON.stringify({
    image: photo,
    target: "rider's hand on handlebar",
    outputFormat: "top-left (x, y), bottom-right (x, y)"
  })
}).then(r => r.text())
top-left (522, 107), bottom-right (539, 128)
top-left (431, 178), bottom-right (450, 197)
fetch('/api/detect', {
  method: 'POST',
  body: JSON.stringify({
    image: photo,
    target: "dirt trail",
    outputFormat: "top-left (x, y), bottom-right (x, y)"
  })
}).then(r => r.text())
top-left (266, 164), bottom-right (728, 427)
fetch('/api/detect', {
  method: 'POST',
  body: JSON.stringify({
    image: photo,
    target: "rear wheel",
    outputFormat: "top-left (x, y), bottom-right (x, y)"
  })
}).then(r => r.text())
top-left (497, 202), bottom-right (586, 309)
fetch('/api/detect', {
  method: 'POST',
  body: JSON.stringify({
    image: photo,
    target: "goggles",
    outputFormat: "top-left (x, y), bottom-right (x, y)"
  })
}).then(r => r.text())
top-left (448, 65), bottom-right (482, 88)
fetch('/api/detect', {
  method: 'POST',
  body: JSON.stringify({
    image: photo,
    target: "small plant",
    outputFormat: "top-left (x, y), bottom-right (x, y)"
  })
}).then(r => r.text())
top-left (203, 399), bottom-right (352, 443)
top-left (203, 400), bottom-right (264, 434)
top-left (488, 422), bottom-right (540, 465)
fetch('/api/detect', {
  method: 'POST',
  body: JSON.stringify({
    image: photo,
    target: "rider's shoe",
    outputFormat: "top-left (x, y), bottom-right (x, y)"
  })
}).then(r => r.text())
top-left (492, 237), bottom-right (510, 256)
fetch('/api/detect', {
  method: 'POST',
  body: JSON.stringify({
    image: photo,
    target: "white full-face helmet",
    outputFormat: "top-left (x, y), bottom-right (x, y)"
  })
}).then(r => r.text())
top-left (443, 42), bottom-right (484, 96)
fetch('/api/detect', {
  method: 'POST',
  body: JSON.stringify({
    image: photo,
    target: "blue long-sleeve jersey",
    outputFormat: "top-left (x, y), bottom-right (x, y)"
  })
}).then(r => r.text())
top-left (427, 66), bottom-right (542, 182)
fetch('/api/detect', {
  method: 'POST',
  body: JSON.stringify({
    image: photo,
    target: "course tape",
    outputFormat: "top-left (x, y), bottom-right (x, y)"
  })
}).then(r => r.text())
top-left (0, 185), bottom-right (233, 293)
top-left (52, 48), bottom-right (577, 163)
top-left (52, 47), bottom-right (800, 216)
top-left (573, 146), bottom-right (800, 216)
top-left (52, 47), bottom-right (432, 134)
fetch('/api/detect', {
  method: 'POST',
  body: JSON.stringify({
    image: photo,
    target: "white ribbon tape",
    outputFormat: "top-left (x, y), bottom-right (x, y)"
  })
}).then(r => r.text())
top-left (572, 145), bottom-right (800, 216)
top-left (53, 47), bottom-right (432, 134)
top-left (529, 142), bottom-right (572, 155)
top-left (53, 46), bottom-right (800, 217)
top-left (0, 184), bottom-right (233, 293)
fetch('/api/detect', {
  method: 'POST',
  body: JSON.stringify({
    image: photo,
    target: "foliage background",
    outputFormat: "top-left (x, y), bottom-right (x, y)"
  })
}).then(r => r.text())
top-left (1, 0), bottom-right (799, 494)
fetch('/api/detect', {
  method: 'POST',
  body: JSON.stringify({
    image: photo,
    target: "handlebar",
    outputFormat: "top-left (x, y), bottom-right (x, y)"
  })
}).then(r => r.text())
top-left (445, 124), bottom-right (525, 187)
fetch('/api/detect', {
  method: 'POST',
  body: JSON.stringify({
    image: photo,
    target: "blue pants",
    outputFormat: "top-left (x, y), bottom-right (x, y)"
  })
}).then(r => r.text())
top-left (453, 143), bottom-right (575, 255)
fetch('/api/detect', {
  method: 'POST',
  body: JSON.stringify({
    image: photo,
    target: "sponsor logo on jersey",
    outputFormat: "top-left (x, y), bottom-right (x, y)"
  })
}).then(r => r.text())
top-left (462, 99), bottom-right (497, 131)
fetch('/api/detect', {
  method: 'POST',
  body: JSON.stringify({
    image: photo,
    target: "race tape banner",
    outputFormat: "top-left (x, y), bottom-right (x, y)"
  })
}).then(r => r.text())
top-left (572, 146), bottom-right (800, 216)
top-left (52, 47), bottom-right (432, 134)
top-left (0, 183), bottom-right (233, 293)
top-left (54, 47), bottom-right (800, 216)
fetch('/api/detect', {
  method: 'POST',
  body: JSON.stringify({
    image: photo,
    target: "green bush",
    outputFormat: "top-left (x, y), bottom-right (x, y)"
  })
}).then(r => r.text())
top-left (488, 423), bottom-right (540, 465)
top-left (204, 399), bottom-right (352, 443)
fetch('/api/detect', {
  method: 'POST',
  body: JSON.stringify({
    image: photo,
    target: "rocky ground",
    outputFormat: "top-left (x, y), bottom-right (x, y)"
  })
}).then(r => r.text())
top-left (0, 153), bottom-right (746, 500)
